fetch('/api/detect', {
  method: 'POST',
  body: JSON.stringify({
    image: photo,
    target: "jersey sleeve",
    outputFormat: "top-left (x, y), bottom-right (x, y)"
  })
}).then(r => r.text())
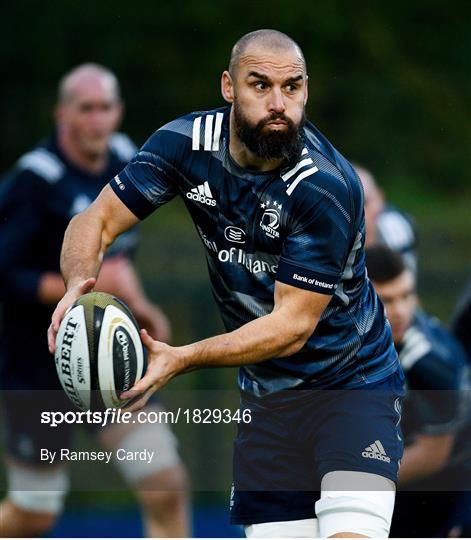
top-left (276, 172), bottom-right (356, 295)
top-left (109, 127), bottom-right (181, 220)
top-left (0, 170), bottom-right (51, 301)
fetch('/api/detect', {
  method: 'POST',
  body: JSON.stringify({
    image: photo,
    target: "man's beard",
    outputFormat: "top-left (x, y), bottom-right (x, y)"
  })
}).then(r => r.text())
top-left (233, 99), bottom-right (305, 162)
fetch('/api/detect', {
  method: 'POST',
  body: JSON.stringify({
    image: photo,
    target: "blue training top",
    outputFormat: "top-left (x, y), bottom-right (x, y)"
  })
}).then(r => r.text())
top-left (397, 309), bottom-right (471, 470)
top-left (110, 106), bottom-right (399, 396)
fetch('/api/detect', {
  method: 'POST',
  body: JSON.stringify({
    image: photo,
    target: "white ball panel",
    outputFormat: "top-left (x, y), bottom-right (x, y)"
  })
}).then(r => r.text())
top-left (54, 305), bottom-right (91, 411)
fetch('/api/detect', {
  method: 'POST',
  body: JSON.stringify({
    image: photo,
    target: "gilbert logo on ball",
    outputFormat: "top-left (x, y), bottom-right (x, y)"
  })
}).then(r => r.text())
top-left (54, 292), bottom-right (145, 411)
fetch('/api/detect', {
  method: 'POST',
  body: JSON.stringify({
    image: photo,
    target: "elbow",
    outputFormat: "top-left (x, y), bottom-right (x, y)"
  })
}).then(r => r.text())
top-left (67, 211), bottom-right (87, 232)
top-left (285, 341), bottom-right (306, 357)
top-left (283, 323), bottom-right (315, 356)
top-left (291, 333), bottom-right (311, 355)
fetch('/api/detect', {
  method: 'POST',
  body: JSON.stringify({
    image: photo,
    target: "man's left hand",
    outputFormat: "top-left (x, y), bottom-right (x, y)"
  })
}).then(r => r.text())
top-left (120, 329), bottom-right (185, 411)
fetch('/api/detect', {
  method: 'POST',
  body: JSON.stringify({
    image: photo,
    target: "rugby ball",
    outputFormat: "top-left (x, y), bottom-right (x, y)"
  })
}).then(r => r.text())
top-left (54, 292), bottom-right (145, 411)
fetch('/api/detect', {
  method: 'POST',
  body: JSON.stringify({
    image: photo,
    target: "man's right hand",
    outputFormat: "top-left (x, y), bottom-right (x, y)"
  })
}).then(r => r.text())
top-left (47, 277), bottom-right (96, 354)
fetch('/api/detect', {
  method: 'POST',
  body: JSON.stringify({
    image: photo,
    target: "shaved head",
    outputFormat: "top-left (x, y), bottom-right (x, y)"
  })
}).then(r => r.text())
top-left (229, 29), bottom-right (306, 77)
top-left (222, 29), bottom-right (308, 169)
top-left (58, 63), bottom-right (120, 104)
top-left (55, 63), bottom-right (123, 168)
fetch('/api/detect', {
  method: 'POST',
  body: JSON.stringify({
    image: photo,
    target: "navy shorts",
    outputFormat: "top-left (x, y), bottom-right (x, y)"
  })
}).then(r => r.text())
top-left (230, 369), bottom-right (405, 525)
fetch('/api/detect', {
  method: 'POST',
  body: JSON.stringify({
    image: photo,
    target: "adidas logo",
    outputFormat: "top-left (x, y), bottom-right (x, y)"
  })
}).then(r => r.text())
top-left (186, 181), bottom-right (216, 207)
top-left (362, 440), bottom-right (391, 463)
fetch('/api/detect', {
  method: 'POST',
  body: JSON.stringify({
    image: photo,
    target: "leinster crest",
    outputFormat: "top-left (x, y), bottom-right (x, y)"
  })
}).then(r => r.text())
top-left (259, 199), bottom-right (282, 239)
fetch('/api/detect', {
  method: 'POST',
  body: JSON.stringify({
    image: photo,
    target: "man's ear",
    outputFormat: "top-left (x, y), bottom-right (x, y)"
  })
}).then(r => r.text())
top-left (304, 75), bottom-right (309, 106)
top-left (221, 70), bottom-right (235, 103)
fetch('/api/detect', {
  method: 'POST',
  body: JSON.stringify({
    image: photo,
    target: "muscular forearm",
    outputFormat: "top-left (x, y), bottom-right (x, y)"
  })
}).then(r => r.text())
top-left (178, 307), bottom-right (314, 372)
top-left (60, 187), bottom-right (139, 290)
top-left (122, 282), bottom-right (330, 408)
top-left (48, 186), bottom-right (141, 353)
top-left (61, 210), bottom-right (109, 288)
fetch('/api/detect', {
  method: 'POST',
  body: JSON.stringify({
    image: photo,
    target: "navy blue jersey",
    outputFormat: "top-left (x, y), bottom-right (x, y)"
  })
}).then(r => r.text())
top-left (110, 107), bottom-right (399, 395)
top-left (397, 310), bottom-right (471, 469)
top-left (0, 132), bottom-right (137, 388)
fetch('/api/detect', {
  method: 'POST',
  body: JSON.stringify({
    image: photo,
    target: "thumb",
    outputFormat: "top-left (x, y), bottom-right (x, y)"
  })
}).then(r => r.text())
top-left (80, 277), bottom-right (96, 294)
top-left (140, 328), bottom-right (156, 348)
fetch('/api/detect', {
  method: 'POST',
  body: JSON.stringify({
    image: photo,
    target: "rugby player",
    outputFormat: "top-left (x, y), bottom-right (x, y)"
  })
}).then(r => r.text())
top-left (451, 277), bottom-right (471, 536)
top-left (49, 31), bottom-right (405, 537)
top-left (355, 164), bottom-right (417, 274)
top-left (452, 277), bottom-right (471, 361)
top-left (366, 245), bottom-right (471, 537)
top-left (0, 64), bottom-right (189, 537)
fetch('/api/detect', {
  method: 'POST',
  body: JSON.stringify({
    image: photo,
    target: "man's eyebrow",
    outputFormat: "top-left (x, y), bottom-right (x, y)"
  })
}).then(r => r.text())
top-left (285, 75), bottom-right (304, 84)
top-left (246, 72), bottom-right (304, 84)
top-left (247, 71), bottom-right (270, 81)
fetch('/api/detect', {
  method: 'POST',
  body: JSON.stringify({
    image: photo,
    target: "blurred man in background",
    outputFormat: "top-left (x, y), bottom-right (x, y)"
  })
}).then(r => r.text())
top-left (0, 64), bottom-right (189, 537)
top-left (355, 164), bottom-right (417, 274)
top-left (366, 245), bottom-right (471, 537)
top-left (450, 277), bottom-right (471, 536)
top-left (452, 278), bottom-right (471, 361)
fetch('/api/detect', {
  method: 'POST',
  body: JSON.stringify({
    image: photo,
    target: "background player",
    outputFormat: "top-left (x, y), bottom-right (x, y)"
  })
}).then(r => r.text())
top-left (0, 64), bottom-right (189, 537)
top-left (355, 164), bottom-right (417, 274)
top-left (49, 31), bottom-right (404, 537)
top-left (451, 277), bottom-right (471, 361)
top-left (366, 245), bottom-right (471, 537)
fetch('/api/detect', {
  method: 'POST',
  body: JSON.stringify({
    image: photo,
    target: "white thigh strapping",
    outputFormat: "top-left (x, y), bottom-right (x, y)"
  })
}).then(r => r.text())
top-left (245, 518), bottom-right (318, 538)
top-left (7, 461), bottom-right (69, 513)
top-left (111, 415), bottom-right (180, 484)
top-left (316, 471), bottom-right (396, 538)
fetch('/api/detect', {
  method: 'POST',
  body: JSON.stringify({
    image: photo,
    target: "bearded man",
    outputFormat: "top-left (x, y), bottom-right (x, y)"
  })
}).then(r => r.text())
top-left (48, 30), bottom-right (404, 538)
